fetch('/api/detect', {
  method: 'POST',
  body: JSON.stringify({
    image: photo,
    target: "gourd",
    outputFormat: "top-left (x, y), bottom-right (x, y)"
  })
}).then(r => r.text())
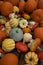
top-left (19, 19), bottom-right (28, 28)
top-left (25, 52), bottom-right (38, 65)
top-left (9, 28), bottom-right (23, 41)
top-left (2, 39), bottom-right (15, 52)
top-left (9, 18), bottom-right (19, 28)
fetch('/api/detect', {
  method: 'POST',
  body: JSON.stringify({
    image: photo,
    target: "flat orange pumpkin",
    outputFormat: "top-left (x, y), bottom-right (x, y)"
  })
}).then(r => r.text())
top-left (0, 53), bottom-right (18, 65)
top-left (34, 27), bottom-right (43, 42)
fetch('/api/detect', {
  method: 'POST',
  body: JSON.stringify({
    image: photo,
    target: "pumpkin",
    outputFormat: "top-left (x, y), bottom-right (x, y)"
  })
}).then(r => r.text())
top-left (38, 0), bottom-right (43, 9)
top-left (0, 30), bottom-right (7, 45)
top-left (22, 27), bottom-right (31, 33)
top-left (9, 18), bottom-right (19, 28)
top-left (2, 39), bottom-right (15, 52)
top-left (19, 1), bottom-right (25, 13)
top-left (0, 53), bottom-right (18, 65)
top-left (1, 1), bottom-right (13, 16)
top-left (0, 1), bottom-right (3, 13)
top-left (0, 16), bottom-right (6, 24)
top-left (25, 52), bottom-right (38, 65)
top-left (23, 33), bottom-right (32, 42)
top-left (32, 9), bottom-right (43, 22)
top-left (30, 38), bottom-right (41, 51)
top-left (9, 13), bottom-right (15, 19)
top-left (4, 0), bottom-right (19, 6)
top-left (23, 13), bottom-right (31, 20)
top-left (9, 28), bottom-right (23, 41)
top-left (38, 51), bottom-right (43, 61)
top-left (19, 19), bottom-right (28, 28)
top-left (16, 42), bottom-right (28, 52)
top-left (25, 0), bottom-right (37, 13)
top-left (13, 6), bottom-right (19, 13)
top-left (34, 27), bottom-right (43, 42)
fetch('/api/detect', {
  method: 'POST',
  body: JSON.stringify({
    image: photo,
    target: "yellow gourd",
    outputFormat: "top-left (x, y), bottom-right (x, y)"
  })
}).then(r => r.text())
top-left (25, 52), bottom-right (38, 65)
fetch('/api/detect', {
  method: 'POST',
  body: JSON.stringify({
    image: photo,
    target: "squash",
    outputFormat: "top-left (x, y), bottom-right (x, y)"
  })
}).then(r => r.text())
top-left (38, 51), bottom-right (43, 61)
top-left (25, 52), bottom-right (38, 65)
top-left (19, 19), bottom-right (28, 28)
top-left (25, 0), bottom-right (37, 13)
top-left (32, 9), bottom-right (43, 22)
top-left (9, 18), bottom-right (19, 28)
top-left (0, 1), bottom-right (3, 13)
top-left (13, 6), bottom-right (19, 13)
top-left (2, 39), bottom-right (15, 52)
top-left (9, 28), bottom-right (23, 41)
top-left (30, 38), bottom-right (41, 51)
top-left (0, 53), bottom-right (18, 65)
top-left (22, 27), bottom-right (31, 33)
top-left (19, 1), bottom-right (25, 13)
top-left (23, 33), bottom-right (32, 42)
top-left (34, 27), bottom-right (43, 42)
top-left (23, 13), bottom-right (31, 20)
top-left (1, 1), bottom-right (13, 16)
top-left (16, 42), bottom-right (28, 52)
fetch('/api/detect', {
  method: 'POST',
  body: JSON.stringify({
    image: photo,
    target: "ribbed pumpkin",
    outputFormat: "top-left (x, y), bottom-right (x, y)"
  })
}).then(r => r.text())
top-left (32, 9), bottom-right (43, 22)
top-left (34, 27), bottom-right (43, 42)
top-left (25, 0), bottom-right (37, 13)
top-left (0, 1), bottom-right (3, 13)
top-left (25, 52), bottom-right (38, 65)
top-left (4, 0), bottom-right (19, 6)
top-left (19, 1), bottom-right (25, 13)
top-left (38, 0), bottom-right (43, 9)
top-left (0, 53), bottom-right (18, 65)
top-left (1, 1), bottom-right (13, 16)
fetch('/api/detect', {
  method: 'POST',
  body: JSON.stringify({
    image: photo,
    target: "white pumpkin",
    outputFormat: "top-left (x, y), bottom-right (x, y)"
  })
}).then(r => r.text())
top-left (19, 19), bottom-right (28, 28)
top-left (9, 13), bottom-right (18, 19)
top-left (23, 33), bottom-right (32, 42)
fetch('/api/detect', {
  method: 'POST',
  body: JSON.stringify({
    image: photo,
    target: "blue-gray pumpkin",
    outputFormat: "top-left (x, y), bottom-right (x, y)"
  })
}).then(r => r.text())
top-left (9, 28), bottom-right (23, 41)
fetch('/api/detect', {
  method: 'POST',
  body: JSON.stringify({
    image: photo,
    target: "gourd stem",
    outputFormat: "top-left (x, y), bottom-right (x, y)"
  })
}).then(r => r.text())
top-left (38, 47), bottom-right (42, 51)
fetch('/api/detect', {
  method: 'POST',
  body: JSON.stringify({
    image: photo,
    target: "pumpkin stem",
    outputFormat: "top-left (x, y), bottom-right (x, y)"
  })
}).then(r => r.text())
top-left (29, 57), bottom-right (33, 61)
top-left (16, 30), bottom-right (19, 33)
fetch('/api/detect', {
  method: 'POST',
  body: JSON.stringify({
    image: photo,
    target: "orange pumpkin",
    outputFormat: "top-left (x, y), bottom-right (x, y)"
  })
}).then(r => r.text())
top-left (0, 53), bottom-right (18, 65)
top-left (1, 1), bottom-right (13, 16)
top-left (34, 27), bottom-right (43, 42)
top-left (22, 27), bottom-right (31, 33)
top-left (0, 1), bottom-right (3, 13)
top-left (4, 0), bottom-right (19, 6)
top-left (0, 30), bottom-right (7, 45)
top-left (25, 0), bottom-right (37, 13)
top-left (32, 9), bottom-right (43, 22)
top-left (38, 0), bottom-right (43, 9)
top-left (19, 1), bottom-right (25, 13)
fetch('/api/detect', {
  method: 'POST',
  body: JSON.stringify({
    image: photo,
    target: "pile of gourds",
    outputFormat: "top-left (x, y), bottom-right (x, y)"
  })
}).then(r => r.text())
top-left (0, 0), bottom-right (43, 65)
